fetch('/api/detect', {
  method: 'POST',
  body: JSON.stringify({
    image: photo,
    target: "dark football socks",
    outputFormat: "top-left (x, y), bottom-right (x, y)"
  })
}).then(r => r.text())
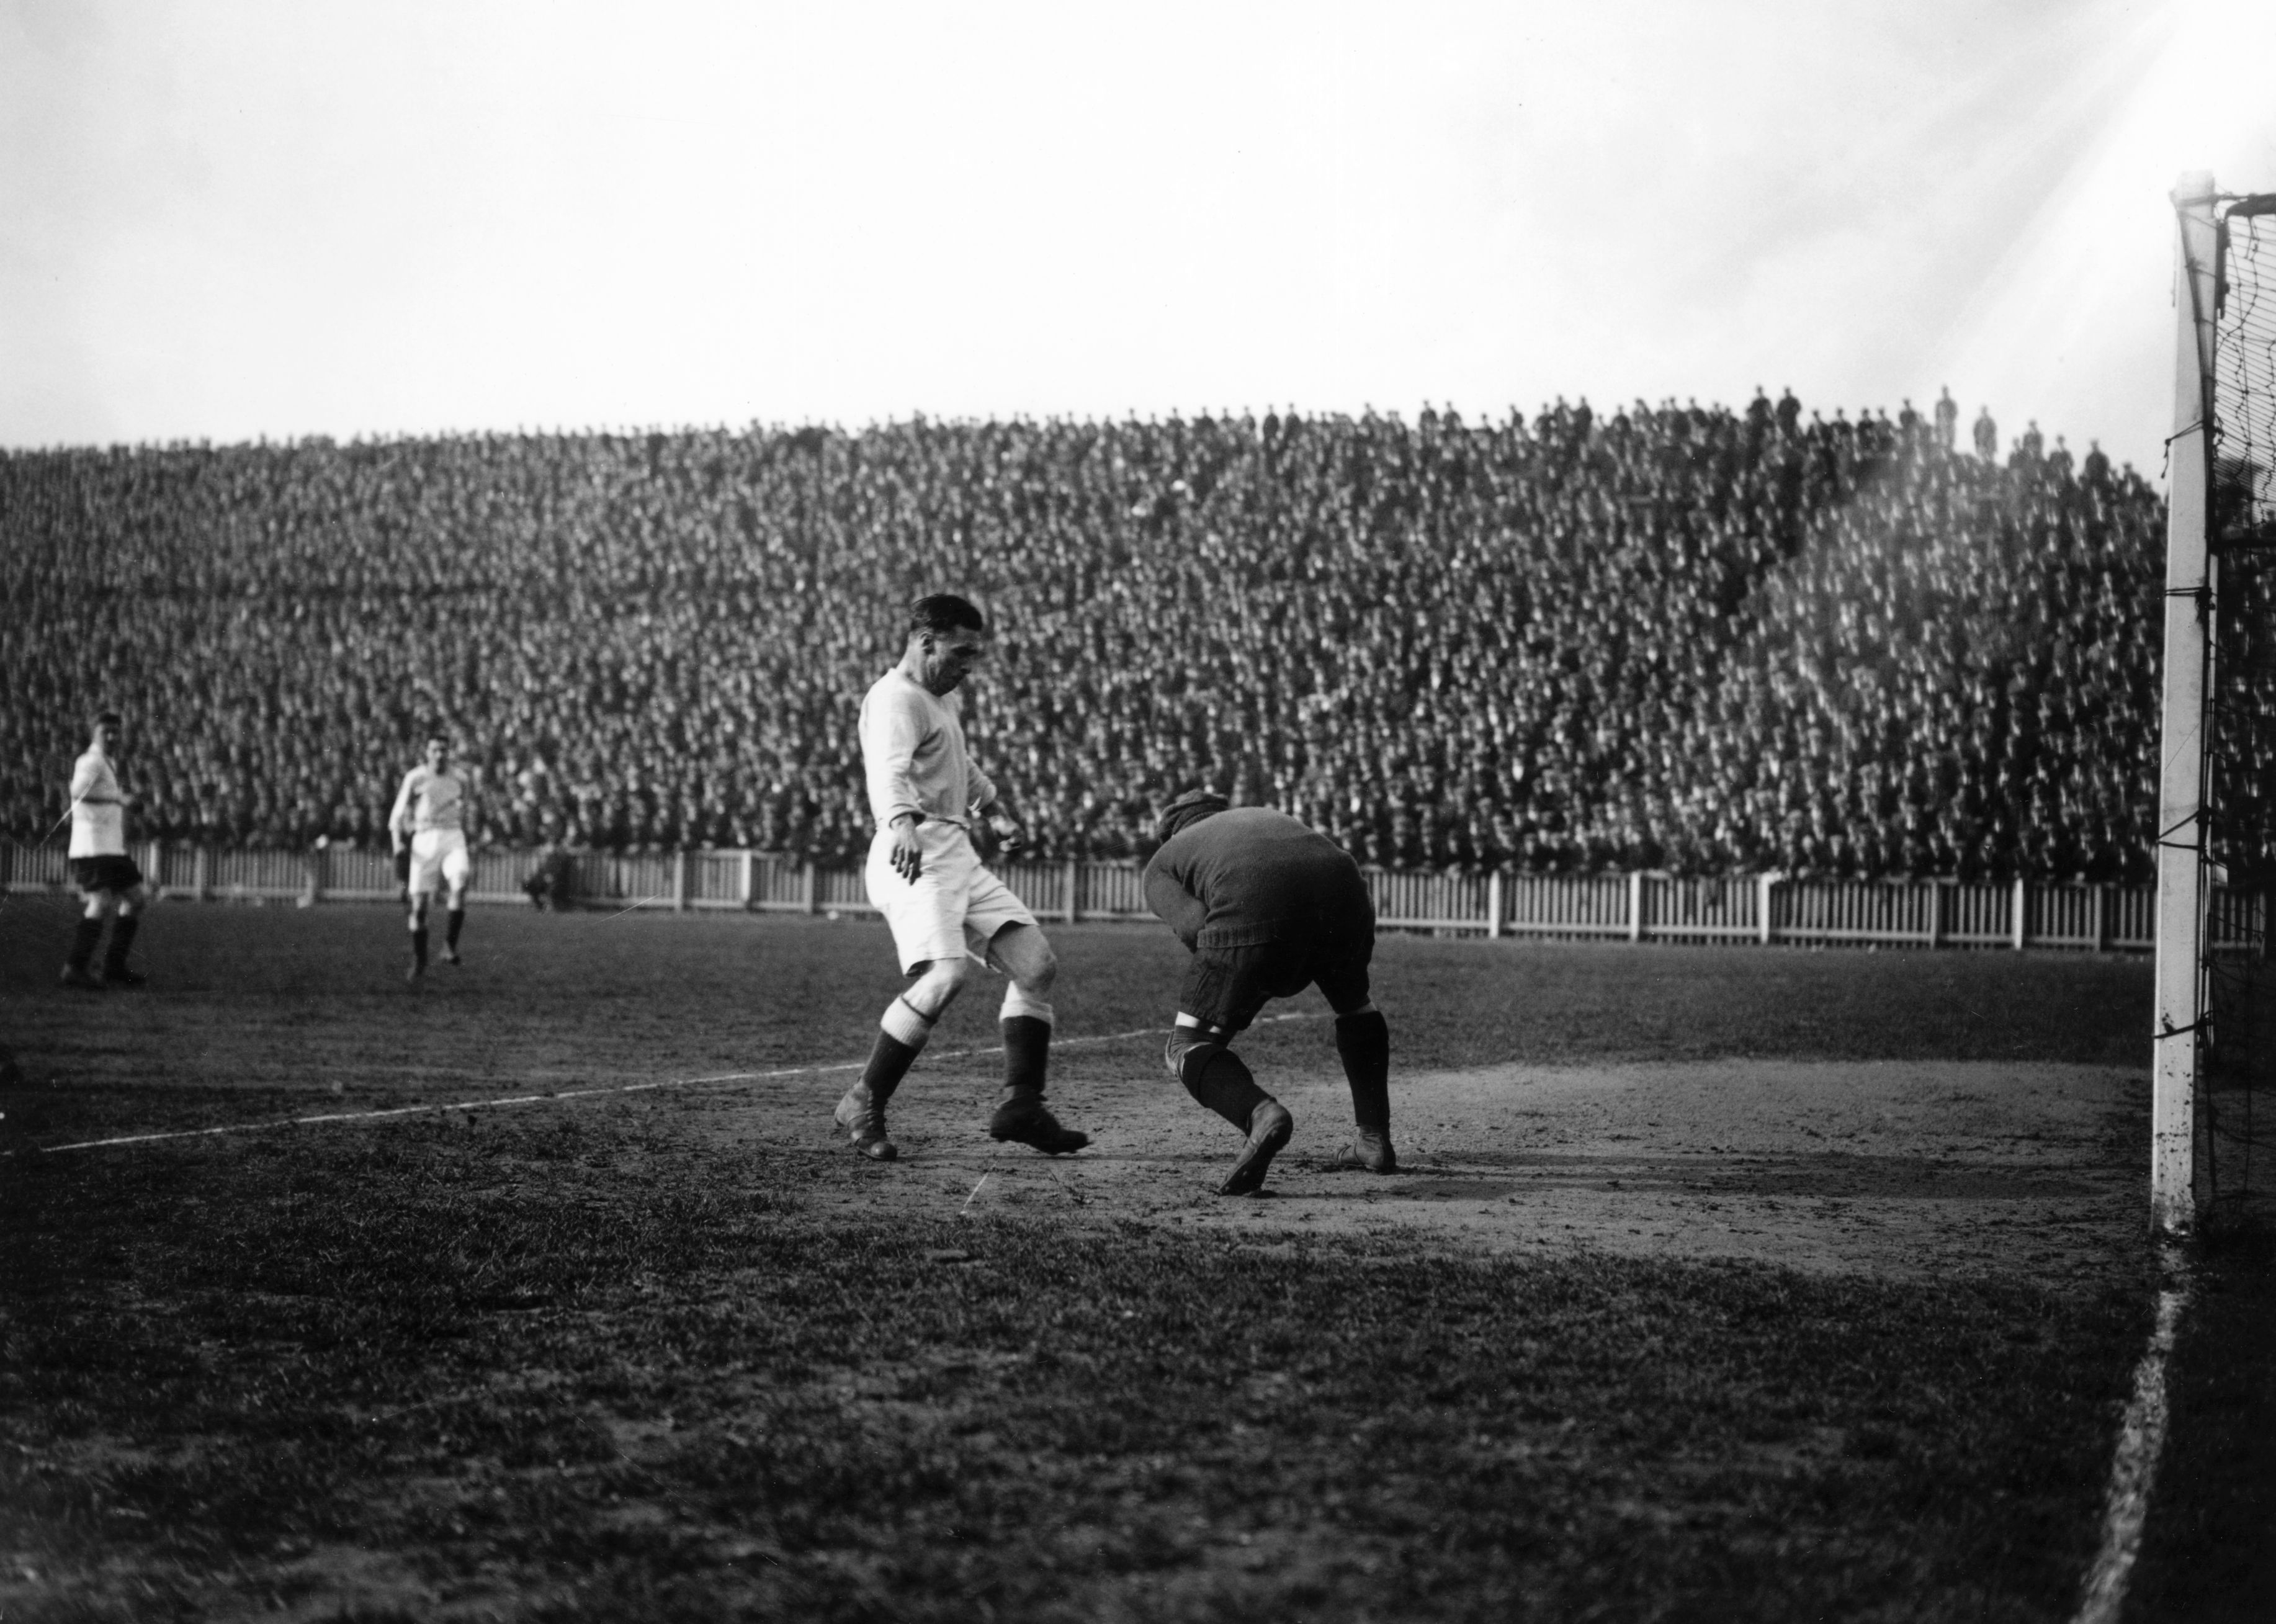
top-left (68, 918), bottom-right (102, 975)
top-left (1001, 1014), bottom-right (1052, 1098)
top-left (1180, 1042), bottom-right (1271, 1131)
top-left (410, 926), bottom-right (429, 970)
top-left (1335, 1010), bottom-right (1392, 1132)
top-left (446, 908), bottom-right (464, 953)
top-left (861, 997), bottom-right (935, 1106)
top-left (102, 915), bottom-right (140, 977)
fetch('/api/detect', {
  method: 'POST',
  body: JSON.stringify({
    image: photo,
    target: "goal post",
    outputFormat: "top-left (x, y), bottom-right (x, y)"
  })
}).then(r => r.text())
top-left (2150, 173), bottom-right (2220, 1236)
top-left (2154, 174), bottom-right (2276, 1237)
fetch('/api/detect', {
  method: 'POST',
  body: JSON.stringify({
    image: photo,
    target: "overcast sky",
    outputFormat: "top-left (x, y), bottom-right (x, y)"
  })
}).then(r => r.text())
top-left (4, 0), bottom-right (2272, 473)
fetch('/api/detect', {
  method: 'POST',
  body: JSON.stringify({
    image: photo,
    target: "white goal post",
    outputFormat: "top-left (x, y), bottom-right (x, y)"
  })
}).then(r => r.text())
top-left (2150, 174), bottom-right (2221, 1235)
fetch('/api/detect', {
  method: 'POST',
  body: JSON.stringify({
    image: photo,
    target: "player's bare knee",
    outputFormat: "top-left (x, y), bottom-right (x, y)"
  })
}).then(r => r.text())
top-left (986, 923), bottom-right (1054, 992)
top-left (908, 956), bottom-right (973, 1015)
top-left (1013, 944), bottom-right (1057, 998)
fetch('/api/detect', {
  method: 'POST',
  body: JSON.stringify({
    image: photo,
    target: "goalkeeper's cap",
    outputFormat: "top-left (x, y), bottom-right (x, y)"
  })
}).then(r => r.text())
top-left (1155, 789), bottom-right (1230, 845)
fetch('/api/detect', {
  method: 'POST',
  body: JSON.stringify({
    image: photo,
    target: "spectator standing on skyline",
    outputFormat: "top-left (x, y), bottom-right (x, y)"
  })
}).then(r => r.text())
top-left (1935, 387), bottom-right (1959, 452)
top-left (1973, 406), bottom-right (1999, 460)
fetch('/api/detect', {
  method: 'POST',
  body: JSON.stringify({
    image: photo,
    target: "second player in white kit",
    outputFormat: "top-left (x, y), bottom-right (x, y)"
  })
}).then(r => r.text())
top-left (390, 734), bottom-right (473, 983)
top-left (60, 710), bottom-right (151, 989)
top-left (836, 594), bottom-right (1088, 1160)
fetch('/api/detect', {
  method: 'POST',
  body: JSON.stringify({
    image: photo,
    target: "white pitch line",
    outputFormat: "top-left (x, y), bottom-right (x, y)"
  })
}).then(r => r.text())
top-left (20, 1012), bottom-right (1327, 1157)
top-left (2070, 1242), bottom-right (2192, 1624)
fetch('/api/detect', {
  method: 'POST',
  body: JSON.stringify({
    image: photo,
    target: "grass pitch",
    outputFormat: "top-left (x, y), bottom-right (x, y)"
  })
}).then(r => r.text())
top-left (0, 896), bottom-right (2229, 1622)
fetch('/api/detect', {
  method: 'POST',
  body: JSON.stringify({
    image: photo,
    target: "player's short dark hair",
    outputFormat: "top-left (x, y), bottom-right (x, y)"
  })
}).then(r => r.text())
top-left (92, 710), bottom-right (122, 730)
top-left (1156, 789), bottom-right (1230, 845)
top-left (908, 594), bottom-right (988, 637)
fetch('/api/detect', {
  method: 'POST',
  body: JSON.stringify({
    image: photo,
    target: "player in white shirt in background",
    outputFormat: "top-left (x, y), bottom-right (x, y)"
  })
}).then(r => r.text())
top-left (390, 733), bottom-right (473, 984)
top-left (60, 711), bottom-right (151, 989)
top-left (836, 593), bottom-right (1089, 1161)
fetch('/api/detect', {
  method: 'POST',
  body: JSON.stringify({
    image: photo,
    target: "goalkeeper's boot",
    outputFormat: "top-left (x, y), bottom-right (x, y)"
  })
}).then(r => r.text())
top-left (1219, 1099), bottom-right (1294, 1196)
top-left (988, 1093), bottom-right (1090, 1155)
top-left (1331, 1128), bottom-right (1398, 1174)
top-left (835, 1084), bottom-right (898, 1161)
top-left (60, 966), bottom-right (104, 991)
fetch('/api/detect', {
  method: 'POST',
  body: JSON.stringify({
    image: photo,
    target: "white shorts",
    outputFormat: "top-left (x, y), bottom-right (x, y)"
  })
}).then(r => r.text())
top-left (864, 820), bottom-right (1037, 974)
top-left (408, 828), bottom-right (471, 896)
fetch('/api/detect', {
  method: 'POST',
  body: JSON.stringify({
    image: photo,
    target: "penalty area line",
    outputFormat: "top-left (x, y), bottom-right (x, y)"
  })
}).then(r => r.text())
top-left (16, 1011), bottom-right (1327, 1157)
top-left (2069, 1241), bottom-right (2192, 1624)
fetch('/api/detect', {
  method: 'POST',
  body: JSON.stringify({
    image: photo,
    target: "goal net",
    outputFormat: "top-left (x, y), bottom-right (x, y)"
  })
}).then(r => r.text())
top-left (2157, 177), bottom-right (2276, 1234)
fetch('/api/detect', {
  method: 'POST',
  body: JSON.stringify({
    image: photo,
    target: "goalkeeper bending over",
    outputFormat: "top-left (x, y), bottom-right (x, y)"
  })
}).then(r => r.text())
top-left (1143, 791), bottom-right (1397, 1196)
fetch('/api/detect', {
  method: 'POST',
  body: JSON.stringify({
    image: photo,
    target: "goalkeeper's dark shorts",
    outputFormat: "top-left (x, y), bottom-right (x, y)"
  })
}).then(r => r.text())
top-left (71, 854), bottom-right (143, 895)
top-left (1178, 922), bottom-right (1374, 1036)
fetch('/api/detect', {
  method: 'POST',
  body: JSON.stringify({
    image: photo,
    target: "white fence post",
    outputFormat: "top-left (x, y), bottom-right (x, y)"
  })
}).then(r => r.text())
top-left (740, 850), bottom-right (755, 910)
top-left (800, 863), bottom-right (817, 915)
top-left (2012, 876), bottom-right (2028, 950)
top-left (673, 849), bottom-right (689, 913)
top-left (1627, 871), bottom-right (1644, 943)
top-left (1487, 871), bottom-right (1504, 938)
top-left (1757, 873), bottom-right (1775, 945)
top-left (1065, 856), bottom-right (1081, 925)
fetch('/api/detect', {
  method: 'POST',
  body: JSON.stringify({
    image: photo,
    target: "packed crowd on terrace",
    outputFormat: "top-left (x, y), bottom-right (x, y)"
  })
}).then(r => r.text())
top-left (0, 390), bottom-right (2205, 882)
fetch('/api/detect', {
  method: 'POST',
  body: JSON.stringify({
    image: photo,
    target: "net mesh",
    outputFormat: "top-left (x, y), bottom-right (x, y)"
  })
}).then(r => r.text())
top-left (2199, 197), bottom-right (2276, 1229)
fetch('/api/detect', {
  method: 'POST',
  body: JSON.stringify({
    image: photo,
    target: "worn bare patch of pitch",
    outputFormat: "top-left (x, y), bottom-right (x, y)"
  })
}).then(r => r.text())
top-left (772, 1057), bottom-right (2149, 1285)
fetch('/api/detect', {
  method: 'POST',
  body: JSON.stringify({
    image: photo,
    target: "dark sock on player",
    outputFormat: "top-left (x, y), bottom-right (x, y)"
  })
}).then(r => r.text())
top-left (410, 926), bottom-right (429, 969)
top-left (446, 908), bottom-right (464, 951)
top-left (68, 918), bottom-right (102, 974)
top-left (103, 915), bottom-right (140, 976)
top-left (1180, 1043), bottom-right (1270, 1131)
top-left (1001, 1015), bottom-right (1051, 1098)
top-left (858, 1033), bottom-right (918, 1106)
top-left (1334, 1010), bottom-right (1392, 1131)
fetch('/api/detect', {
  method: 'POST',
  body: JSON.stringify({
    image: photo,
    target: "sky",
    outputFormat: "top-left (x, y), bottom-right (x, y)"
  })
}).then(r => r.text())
top-left (4, 0), bottom-right (2274, 475)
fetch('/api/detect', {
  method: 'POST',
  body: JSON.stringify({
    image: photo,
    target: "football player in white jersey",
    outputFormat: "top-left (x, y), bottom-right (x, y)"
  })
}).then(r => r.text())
top-left (60, 711), bottom-right (151, 989)
top-left (836, 593), bottom-right (1088, 1161)
top-left (389, 733), bottom-right (473, 983)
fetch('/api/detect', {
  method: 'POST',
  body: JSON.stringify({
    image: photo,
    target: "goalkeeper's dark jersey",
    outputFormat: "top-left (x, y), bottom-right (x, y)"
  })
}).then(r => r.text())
top-left (1142, 807), bottom-right (1373, 951)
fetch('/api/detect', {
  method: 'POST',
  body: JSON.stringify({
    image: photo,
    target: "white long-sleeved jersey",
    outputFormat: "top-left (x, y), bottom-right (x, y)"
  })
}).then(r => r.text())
top-left (858, 668), bottom-right (997, 830)
top-left (390, 766), bottom-right (467, 838)
top-left (68, 747), bottom-right (127, 858)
